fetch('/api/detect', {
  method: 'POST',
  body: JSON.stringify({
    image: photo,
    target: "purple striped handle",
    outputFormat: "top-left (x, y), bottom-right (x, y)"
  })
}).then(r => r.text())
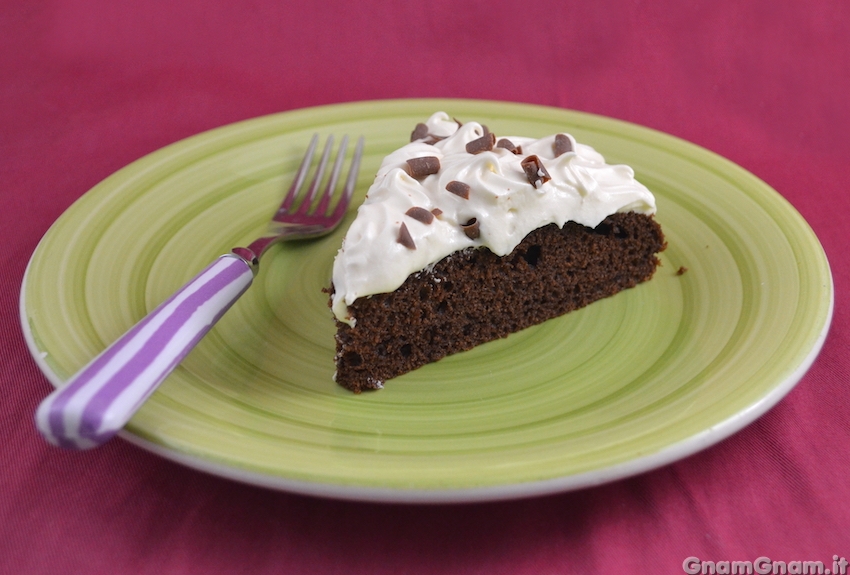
top-left (35, 254), bottom-right (254, 449)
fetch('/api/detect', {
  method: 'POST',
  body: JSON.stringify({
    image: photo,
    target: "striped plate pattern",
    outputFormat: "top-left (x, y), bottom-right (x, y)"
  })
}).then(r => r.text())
top-left (21, 99), bottom-right (833, 503)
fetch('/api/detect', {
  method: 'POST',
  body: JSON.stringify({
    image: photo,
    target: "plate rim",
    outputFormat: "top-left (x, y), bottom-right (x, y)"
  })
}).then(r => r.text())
top-left (19, 98), bottom-right (835, 503)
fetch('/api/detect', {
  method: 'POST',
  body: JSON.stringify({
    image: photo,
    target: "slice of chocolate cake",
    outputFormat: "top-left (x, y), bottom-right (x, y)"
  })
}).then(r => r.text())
top-left (328, 113), bottom-right (666, 392)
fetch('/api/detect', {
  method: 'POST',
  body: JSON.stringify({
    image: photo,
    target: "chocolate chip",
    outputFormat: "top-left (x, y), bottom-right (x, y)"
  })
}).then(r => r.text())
top-left (397, 222), bottom-right (416, 249)
top-left (554, 133), bottom-right (573, 157)
top-left (446, 180), bottom-right (471, 199)
top-left (406, 156), bottom-right (440, 179)
top-left (405, 207), bottom-right (434, 224)
top-left (461, 218), bottom-right (480, 240)
top-left (431, 208), bottom-right (443, 217)
top-left (496, 138), bottom-right (522, 155)
top-left (520, 155), bottom-right (551, 188)
top-left (410, 123), bottom-right (429, 142)
top-left (465, 132), bottom-right (496, 154)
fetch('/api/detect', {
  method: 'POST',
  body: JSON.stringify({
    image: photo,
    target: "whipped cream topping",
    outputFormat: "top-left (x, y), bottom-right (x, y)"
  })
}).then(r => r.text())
top-left (331, 112), bottom-right (656, 325)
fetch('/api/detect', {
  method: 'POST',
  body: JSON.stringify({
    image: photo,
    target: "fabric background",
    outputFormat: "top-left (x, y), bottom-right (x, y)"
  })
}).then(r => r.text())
top-left (2, 1), bottom-right (848, 573)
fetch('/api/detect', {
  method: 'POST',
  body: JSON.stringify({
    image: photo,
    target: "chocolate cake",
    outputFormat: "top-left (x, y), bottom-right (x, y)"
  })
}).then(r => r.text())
top-left (328, 113), bottom-right (666, 392)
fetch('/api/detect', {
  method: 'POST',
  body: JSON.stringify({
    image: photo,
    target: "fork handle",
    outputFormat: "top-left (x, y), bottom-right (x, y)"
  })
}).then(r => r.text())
top-left (35, 254), bottom-right (254, 449)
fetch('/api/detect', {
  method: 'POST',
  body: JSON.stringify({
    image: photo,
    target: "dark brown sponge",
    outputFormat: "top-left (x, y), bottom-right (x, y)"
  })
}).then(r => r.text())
top-left (330, 212), bottom-right (666, 392)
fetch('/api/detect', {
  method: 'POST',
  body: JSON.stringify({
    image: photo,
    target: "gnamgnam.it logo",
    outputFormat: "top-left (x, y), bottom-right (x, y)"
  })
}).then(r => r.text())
top-left (682, 555), bottom-right (849, 575)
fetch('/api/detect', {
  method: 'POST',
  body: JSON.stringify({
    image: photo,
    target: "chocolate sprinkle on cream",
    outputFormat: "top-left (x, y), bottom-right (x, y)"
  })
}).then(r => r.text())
top-left (406, 156), bottom-right (440, 179)
top-left (410, 123), bottom-right (429, 142)
top-left (554, 133), bottom-right (573, 157)
top-left (496, 138), bottom-right (522, 155)
top-left (446, 180), bottom-right (471, 199)
top-left (431, 208), bottom-right (443, 217)
top-left (521, 155), bottom-right (552, 188)
top-left (422, 135), bottom-right (446, 145)
top-left (461, 218), bottom-right (480, 239)
top-left (397, 222), bottom-right (416, 249)
top-left (465, 132), bottom-right (496, 155)
top-left (405, 207), bottom-right (434, 224)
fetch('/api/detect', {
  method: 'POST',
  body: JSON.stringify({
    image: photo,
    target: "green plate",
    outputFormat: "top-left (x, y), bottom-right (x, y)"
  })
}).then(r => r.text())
top-left (21, 99), bottom-right (833, 502)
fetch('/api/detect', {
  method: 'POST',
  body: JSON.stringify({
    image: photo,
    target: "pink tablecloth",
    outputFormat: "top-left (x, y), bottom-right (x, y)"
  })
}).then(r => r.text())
top-left (2, 1), bottom-right (848, 573)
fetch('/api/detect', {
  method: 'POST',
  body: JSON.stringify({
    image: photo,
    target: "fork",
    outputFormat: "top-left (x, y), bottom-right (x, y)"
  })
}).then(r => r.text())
top-left (35, 134), bottom-right (364, 449)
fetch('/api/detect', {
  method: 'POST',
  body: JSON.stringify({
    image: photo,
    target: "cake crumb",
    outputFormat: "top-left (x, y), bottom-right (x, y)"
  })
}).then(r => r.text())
top-left (676, 266), bottom-right (688, 276)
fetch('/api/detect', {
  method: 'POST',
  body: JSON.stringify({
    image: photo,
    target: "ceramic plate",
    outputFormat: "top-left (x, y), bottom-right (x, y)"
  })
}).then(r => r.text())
top-left (21, 99), bottom-right (833, 503)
